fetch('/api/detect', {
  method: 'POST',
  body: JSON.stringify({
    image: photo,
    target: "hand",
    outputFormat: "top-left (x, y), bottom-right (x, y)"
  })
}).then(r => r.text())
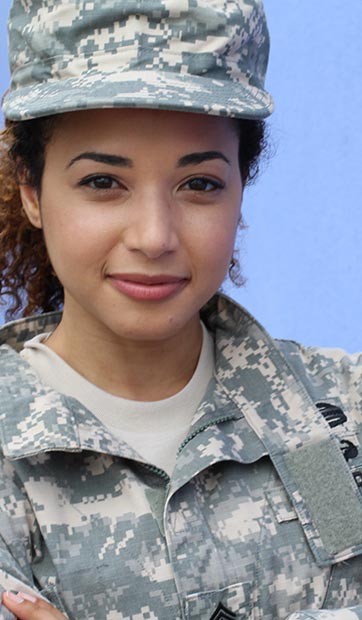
top-left (2, 591), bottom-right (67, 620)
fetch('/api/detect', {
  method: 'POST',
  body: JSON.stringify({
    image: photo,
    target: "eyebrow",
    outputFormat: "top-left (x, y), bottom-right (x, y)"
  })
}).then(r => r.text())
top-left (177, 151), bottom-right (231, 167)
top-left (67, 149), bottom-right (230, 169)
top-left (67, 152), bottom-right (133, 169)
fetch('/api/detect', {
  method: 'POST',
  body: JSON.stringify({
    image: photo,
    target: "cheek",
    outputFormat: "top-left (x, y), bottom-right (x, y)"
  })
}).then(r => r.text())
top-left (195, 205), bottom-right (240, 266)
top-left (184, 215), bottom-right (239, 296)
top-left (207, 227), bottom-right (238, 275)
top-left (40, 198), bottom-right (118, 269)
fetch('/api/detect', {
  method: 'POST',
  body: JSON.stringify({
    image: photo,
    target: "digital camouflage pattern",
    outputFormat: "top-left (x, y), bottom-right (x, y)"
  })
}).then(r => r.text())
top-left (0, 294), bottom-right (361, 619)
top-left (3, 0), bottom-right (274, 121)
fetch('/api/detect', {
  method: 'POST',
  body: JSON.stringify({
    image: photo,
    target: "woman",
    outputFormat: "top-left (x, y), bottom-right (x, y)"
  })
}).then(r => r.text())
top-left (0, 1), bottom-right (362, 620)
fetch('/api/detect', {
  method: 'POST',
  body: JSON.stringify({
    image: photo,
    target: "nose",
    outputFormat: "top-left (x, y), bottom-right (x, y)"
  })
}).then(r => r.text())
top-left (123, 189), bottom-right (179, 259)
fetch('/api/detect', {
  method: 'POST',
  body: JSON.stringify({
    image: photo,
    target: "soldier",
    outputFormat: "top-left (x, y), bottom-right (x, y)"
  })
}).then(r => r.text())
top-left (0, 1), bottom-right (361, 620)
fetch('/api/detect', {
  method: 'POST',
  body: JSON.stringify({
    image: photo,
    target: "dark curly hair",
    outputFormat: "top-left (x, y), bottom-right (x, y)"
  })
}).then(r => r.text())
top-left (0, 114), bottom-right (268, 319)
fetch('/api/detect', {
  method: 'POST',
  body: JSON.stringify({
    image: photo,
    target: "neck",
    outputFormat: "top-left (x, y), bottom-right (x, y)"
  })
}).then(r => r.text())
top-left (45, 307), bottom-right (204, 402)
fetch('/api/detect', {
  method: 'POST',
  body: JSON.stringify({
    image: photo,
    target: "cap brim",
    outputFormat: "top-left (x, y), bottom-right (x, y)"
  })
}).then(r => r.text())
top-left (2, 69), bottom-right (274, 121)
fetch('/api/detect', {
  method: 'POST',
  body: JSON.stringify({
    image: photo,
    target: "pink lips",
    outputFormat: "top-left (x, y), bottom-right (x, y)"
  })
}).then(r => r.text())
top-left (108, 273), bottom-right (188, 301)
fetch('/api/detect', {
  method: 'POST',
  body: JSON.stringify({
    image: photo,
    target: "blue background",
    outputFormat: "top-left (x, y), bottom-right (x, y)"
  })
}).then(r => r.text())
top-left (1, 1), bottom-right (361, 352)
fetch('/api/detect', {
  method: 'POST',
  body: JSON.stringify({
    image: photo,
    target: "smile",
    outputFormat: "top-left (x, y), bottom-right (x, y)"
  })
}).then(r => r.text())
top-left (107, 274), bottom-right (189, 301)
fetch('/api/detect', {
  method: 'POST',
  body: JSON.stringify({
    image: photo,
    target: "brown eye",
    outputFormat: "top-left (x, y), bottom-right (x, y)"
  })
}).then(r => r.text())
top-left (80, 175), bottom-right (120, 190)
top-left (183, 177), bottom-right (224, 192)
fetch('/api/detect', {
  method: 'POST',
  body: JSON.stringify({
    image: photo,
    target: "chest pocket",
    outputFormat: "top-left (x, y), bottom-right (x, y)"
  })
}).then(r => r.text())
top-left (185, 582), bottom-right (253, 620)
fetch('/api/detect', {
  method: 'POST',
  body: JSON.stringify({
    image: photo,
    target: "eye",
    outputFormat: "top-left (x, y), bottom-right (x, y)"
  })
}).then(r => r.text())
top-left (79, 174), bottom-right (122, 190)
top-left (181, 177), bottom-right (225, 192)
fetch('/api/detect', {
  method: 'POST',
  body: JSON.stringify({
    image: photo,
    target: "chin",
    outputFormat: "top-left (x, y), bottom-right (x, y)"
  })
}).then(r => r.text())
top-left (110, 314), bottom-right (195, 343)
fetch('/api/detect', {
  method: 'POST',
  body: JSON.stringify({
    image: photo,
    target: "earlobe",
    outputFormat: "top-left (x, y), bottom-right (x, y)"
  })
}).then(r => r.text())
top-left (19, 184), bottom-right (42, 229)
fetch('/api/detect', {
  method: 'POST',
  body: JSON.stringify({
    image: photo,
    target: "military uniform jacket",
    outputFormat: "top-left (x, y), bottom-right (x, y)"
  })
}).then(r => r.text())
top-left (0, 294), bottom-right (361, 620)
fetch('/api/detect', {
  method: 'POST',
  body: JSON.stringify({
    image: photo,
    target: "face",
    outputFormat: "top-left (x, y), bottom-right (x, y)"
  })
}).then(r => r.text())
top-left (21, 108), bottom-right (242, 345)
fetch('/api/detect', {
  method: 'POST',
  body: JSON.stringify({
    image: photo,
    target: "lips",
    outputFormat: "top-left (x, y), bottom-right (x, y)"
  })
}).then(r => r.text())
top-left (107, 273), bottom-right (188, 300)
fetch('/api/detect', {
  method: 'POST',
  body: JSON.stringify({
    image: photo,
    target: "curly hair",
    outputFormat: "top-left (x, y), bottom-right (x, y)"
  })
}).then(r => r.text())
top-left (0, 114), bottom-right (268, 319)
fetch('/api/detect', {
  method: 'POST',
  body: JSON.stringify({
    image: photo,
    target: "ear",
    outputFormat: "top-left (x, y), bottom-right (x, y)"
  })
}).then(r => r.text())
top-left (19, 184), bottom-right (42, 229)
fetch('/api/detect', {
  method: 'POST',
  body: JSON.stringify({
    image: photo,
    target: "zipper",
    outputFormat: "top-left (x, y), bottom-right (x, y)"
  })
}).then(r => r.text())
top-left (177, 413), bottom-right (241, 455)
top-left (140, 461), bottom-right (170, 482)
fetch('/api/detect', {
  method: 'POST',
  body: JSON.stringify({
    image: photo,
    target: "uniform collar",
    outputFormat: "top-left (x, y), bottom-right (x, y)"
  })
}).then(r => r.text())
top-left (204, 295), bottom-right (332, 454)
top-left (0, 341), bottom-right (142, 462)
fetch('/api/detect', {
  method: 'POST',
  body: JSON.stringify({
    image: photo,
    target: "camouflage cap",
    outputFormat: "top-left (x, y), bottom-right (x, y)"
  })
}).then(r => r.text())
top-left (2, 0), bottom-right (274, 121)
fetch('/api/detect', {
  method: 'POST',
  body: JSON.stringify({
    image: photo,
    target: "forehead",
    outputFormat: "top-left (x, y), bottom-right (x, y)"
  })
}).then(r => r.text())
top-left (49, 108), bottom-right (240, 152)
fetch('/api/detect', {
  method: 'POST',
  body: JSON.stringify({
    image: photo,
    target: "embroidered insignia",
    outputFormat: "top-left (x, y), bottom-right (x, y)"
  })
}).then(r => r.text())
top-left (340, 439), bottom-right (359, 461)
top-left (316, 402), bottom-right (347, 428)
top-left (209, 602), bottom-right (237, 620)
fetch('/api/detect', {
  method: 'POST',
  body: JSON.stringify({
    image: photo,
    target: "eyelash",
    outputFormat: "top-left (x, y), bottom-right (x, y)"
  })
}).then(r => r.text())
top-left (180, 177), bottom-right (225, 192)
top-left (78, 174), bottom-right (225, 193)
top-left (79, 175), bottom-right (122, 191)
